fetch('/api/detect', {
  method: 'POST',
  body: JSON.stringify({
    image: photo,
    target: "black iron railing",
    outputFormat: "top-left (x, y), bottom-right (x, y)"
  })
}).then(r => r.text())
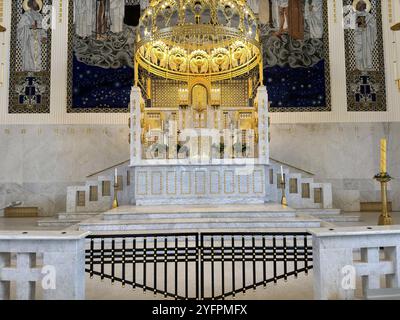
top-left (85, 232), bottom-right (312, 300)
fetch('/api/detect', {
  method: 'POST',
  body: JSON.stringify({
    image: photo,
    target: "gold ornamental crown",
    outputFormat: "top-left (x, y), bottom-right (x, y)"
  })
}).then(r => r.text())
top-left (135, 0), bottom-right (261, 82)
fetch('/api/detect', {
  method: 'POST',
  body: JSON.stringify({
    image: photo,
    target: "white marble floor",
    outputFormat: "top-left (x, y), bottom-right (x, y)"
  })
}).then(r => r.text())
top-left (0, 211), bottom-right (398, 231)
top-left (0, 211), bottom-right (398, 299)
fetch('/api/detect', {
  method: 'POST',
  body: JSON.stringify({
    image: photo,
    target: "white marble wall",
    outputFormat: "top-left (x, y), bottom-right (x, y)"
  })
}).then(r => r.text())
top-left (0, 125), bottom-right (129, 216)
top-left (0, 122), bottom-right (399, 216)
top-left (270, 122), bottom-right (400, 211)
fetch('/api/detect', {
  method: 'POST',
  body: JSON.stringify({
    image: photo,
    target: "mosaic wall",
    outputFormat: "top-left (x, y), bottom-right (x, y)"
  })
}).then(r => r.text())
top-left (343, 0), bottom-right (386, 111)
top-left (261, 0), bottom-right (331, 112)
top-left (67, 0), bottom-right (141, 113)
top-left (9, 0), bottom-right (52, 113)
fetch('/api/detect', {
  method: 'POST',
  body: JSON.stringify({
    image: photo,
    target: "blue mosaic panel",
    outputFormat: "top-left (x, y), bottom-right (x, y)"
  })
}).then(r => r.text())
top-left (67, 0), bottom-right (141, 113)
top-left (260, 0), bottom-right (331, 112)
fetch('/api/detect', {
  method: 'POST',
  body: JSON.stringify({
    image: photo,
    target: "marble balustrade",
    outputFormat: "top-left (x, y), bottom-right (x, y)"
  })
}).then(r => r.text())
top-left (309, 226), bottom-right (400, 300)
top-left (0, 231), bottom-right (89, 300)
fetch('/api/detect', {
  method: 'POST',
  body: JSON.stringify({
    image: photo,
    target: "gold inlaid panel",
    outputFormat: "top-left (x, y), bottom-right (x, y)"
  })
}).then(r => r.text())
top-left (224, 171), bottom-right (235, 194)
top-left (195, 171), bottom-right (206, 195)
top-left (253, 170), bottom-right (264, 194)
top-left (220, 80), bottom-right (247, 108)
top-left (238, 174), bottom-right (250, 194)
top-left (151, 171), bottom-right (163, 195)
top-left (181, 171), bottom-right (192, 195)
top-left (136, 171), bottom-right (148, 196)
top-left (209, 171), bottom-right (220, 194)
top-left (89, 186), bottom-right (98, 202)
top-left (102, 181), bottom-right (111, 197)
top-left (166, 171), bottom-right (177, 195)
top-left (301, 183), bottom-right (310, 199)
top-left (152, 79), bottom-right (179, 108)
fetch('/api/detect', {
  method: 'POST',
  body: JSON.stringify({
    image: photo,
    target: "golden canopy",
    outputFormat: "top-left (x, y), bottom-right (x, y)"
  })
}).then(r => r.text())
top-left (134, 0), bottom-right (262, 82)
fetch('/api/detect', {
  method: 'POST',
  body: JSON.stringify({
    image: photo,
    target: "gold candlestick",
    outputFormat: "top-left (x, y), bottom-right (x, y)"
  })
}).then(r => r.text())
top-left (374, 173), bottom-right (392, 226)
top-left (112, 182), bottom-right (119, 209)
top-left (380, 139), bottom-right (387, 173)
top-left (280, 177), bottom-right (287, 206)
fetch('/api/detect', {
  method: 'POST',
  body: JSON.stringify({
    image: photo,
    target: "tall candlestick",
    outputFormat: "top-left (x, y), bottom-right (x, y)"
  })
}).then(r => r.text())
top-left (380, 139), bottom-right (387, 173)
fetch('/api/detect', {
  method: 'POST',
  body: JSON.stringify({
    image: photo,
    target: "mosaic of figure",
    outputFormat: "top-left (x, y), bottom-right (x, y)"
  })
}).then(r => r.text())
top-left (18, 0), bottom-right (47, 72)
top-left (261, 0), bottom-right (329, 111)
top-left (9, 0), bottom-right (51, 113)
top-left (69, 0), bottom-right (139, 111)
top-left (344, 0), bottom-right (377, 71)
top-left (342, 0), bottom-right (385, 111)
top-left (304, 0), bottom-right (323, 39)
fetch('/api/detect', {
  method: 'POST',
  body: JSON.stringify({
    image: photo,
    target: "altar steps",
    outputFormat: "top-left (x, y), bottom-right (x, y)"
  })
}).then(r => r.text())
top-left (295, 208), bottom-right (361, 223)
top-left (101, 203), bottom-right (296, 221)
top-left (77, 215), bottom-right (323, 232)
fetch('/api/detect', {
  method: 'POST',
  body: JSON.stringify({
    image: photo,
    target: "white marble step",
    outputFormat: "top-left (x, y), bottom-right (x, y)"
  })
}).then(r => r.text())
top-left (38, 219), bottom-right (81, 227)
top-left (57, 212), bottom-right (101, 220)
top-left (104, 203), bottom-right (295, 215)
top-left (103, 211), bottom-right (296, 221)
top-left (78, 216), bottom-right (322, 232)
top-left (296, 208), bottom-right (341, 215)
top-left (310, 214), bottom-right (361, 223)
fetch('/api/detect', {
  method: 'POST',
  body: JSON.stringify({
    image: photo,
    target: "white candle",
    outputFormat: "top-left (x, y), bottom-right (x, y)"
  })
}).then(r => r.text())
top-left (114, 168), bottom-right (118, 182)
top-left (280, 165), bottom-right (284, 182)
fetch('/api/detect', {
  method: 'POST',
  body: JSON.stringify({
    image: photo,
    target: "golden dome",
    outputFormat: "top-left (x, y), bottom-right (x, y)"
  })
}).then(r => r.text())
top-left (135, 0), bottom-right (262, 82)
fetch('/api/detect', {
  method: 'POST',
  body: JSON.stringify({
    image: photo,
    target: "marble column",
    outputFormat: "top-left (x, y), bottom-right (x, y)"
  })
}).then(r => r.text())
top-left (257, 86), bottom-right (269, 164)
top-left (130, 86), bottom-right (142, 166)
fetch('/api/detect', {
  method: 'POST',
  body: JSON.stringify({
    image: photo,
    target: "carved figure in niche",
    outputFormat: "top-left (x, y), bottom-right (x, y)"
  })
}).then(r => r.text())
top-left (148, 41), bottom-right (168, 68)
top-left (169, 47), bottom-right (187, 72)
top-left (231, 42), bottom-right (250, 67)
top-left (189, 51), bottom-right (209, 74)
top-left (210, 48), bottom-right (230, 72)
top-left (18, 0), bottom-right (47, 72)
